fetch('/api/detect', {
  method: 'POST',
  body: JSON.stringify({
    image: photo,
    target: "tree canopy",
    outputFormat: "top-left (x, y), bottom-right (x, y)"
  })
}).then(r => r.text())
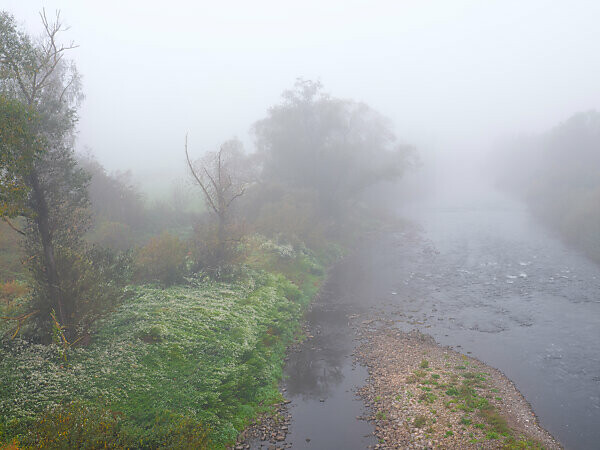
top-left (0, 96), bottom-right (41, 222)
top-left (253, 79), bottom-right (415, 210)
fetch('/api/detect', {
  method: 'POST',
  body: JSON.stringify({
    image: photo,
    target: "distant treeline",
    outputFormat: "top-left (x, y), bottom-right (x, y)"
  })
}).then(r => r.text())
top-left (496, 110), bottom-right (600, 262)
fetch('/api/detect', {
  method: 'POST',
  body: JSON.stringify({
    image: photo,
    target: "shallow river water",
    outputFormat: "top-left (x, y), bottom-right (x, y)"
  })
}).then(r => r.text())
top-left (395, 189), bottom-right (600, 450)
top-left (272, 187), bottom-right (599, 450)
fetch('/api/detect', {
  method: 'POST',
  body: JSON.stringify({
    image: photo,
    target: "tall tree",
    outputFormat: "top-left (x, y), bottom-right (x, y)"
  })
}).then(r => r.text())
top-left (253, 79), bottom-right (415, 213)
top-left (0, 10), bottom-right (89, 335)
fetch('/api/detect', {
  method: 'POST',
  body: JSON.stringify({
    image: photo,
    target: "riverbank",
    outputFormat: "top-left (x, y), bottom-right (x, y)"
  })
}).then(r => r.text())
top-left (0, 236), bottom-right (340, 449)
top-left (232, 223), bottom-right (570, 449)
top-left (355, 323), bottom-right (561, 449)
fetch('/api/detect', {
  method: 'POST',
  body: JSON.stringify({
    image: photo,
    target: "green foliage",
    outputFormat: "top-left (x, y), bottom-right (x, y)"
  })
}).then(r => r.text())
top-left (191, 222), bottom-right (243, 278)
top-left (0, 260), bottom-right (325, 447)
top-left (0, 221), bottom-right (25, 282)
top-left (253, 79), bottom-right (415, 213)
top-left (134, 232), bottom-right (188, 286)
top-left (13, 401), bottom-right (212, 449)
top-left (1, 11), bottom-right (98, 340)
top-left (375, 410), bottom-right (387, 420)
top-left (0, 95), bottom-right (41, 219)
top-left (240, 184), bottom-right (329, 248)
top-left (88, 220), bottom-right (135, 251)
top-left (0, 280), bottom-right (28, 304)
top-left (413, 415), bottom-right (427, 428)
top-left (27, 245), bottom-right (131, 341)
top-left (419, 392), bottom-right (437, 404)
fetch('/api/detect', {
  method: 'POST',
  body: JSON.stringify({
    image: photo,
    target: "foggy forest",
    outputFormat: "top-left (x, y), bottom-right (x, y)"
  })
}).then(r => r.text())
top-left (0, 2), bottom-right (599, 449)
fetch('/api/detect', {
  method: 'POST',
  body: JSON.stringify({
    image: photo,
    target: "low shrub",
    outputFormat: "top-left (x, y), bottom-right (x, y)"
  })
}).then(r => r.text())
top-left (0, 280), bottom-right (28, 305)
top-left (88, 220), bottom-right (136, 251)
top-left (134, 232), bottom-right (188, 286)
top-left (26, 245), bottom-right (132, 342)
top-left (13, 402), bottom-right (212, 449)
top-left (190, 222), bottom-right (244, 278)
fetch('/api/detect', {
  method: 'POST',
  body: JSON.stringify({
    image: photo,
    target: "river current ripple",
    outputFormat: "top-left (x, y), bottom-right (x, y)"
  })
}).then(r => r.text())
top-left (391, 190), bottom-right (600, 450)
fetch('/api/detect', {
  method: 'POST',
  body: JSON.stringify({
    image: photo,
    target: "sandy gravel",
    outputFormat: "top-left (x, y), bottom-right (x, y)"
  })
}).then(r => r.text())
top-left (354, 324), bottom-right (561, 449)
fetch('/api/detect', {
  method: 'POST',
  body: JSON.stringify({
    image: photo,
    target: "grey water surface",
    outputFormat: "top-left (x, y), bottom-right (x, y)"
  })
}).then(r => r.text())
top-left (393, 188), bottom-right (600, 450)
top-left (267, 187), bottom-right (599, 449)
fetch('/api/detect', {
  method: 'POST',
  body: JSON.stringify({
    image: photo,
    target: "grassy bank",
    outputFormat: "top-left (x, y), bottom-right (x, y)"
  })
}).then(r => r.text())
top-left (0, 237), bottom-right (341, 448)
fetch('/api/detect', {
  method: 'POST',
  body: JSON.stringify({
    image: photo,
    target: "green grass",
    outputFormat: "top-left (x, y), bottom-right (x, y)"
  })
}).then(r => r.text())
top-left (0, 238), bottom-right (335, 448)
top-left (375, 410), bottom-right (387, 420)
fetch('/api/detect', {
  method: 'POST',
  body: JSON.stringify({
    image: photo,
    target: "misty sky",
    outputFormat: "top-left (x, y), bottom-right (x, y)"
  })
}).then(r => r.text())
top-left (4, 0), bottom-right (600, 184)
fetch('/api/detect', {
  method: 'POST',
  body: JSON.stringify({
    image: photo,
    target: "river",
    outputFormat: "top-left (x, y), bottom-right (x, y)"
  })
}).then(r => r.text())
top-left (274, 185), bottom-right (600, 449)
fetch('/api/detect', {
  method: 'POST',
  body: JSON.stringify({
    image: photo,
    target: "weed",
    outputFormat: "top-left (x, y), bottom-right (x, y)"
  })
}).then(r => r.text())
top-left (445, 387), bottom-right (460, 396)
top-left (419, 392), bottom-right (437, 404)
top-left (376, 410), bottom-right (387, 421)
top-left (413, 415), bottom-right (427, 428)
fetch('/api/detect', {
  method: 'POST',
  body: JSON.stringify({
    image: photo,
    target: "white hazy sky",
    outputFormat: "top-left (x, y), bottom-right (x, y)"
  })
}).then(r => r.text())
top-left (3, 0), bottom-right (600, 184)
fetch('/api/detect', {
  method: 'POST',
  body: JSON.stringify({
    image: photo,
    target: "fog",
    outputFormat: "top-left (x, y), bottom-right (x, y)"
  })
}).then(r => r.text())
top-left (2, 2), bottom-right (600, 449)
top-left (5, 0), bottom-right (600, 188)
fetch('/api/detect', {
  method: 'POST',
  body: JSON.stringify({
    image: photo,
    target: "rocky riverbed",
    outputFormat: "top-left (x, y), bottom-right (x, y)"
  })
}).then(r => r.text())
top-left (355, 323), bottom-right (561, 449)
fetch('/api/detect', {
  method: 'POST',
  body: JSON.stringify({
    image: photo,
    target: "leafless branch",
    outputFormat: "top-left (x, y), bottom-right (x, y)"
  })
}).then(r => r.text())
top-left (226, 186), bottom-right (246, 208)
top-left (1, 217), bottom-right (25, 236)
top-left (1, 310), bottom-right (39, 339)
top-left (185, 134), bottom-right (218, 215)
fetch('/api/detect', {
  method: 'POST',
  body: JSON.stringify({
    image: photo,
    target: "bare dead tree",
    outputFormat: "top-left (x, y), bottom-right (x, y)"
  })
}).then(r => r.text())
top-left (185, 135), bottom-right (249, 263)
top-left (0, 9), bottom-right (80, 108)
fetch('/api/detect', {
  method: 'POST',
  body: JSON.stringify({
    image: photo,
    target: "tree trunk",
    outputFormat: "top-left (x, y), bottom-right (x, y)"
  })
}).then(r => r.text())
top-left (217, 210), bottom-right (226, 264)
top-left (29, 169), bottom-right (65, 325)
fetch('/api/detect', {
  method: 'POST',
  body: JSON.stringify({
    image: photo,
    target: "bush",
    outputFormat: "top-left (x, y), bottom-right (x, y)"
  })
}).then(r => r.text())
top-left (26, 245), bottom-right (131, 342)
top-left (88, 220), bottom-right (135, 251)
top-left (15, 402), bottom-right (126, 449)
top-left (191, 221), bottom-right (244, 279)
top-left (0, 280), bottom-right (28, 305)
top-left (13, 402), bottom-right (212, 449)
top-left (134, 232), bottom-right (188, 286)
top-left (0, 221), bottom-right (25, 282)
top-left (240, 184), bottom-right (328, 249)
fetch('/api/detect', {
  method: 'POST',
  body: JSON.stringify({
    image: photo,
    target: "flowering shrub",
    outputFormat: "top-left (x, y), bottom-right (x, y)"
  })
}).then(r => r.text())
top-left (259, 239), bottom-right (296, 259)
